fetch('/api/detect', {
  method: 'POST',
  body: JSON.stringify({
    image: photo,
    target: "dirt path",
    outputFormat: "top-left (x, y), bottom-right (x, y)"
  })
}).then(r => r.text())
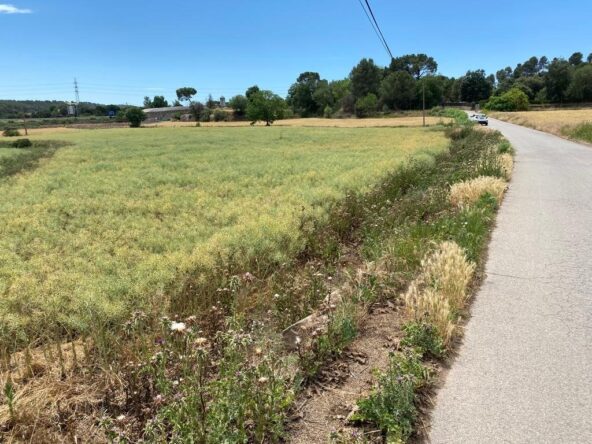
top-left (289, 303), bottom-right (405, 443)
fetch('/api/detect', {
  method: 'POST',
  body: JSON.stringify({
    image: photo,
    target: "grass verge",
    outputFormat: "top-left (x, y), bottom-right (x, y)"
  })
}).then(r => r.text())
top-left (562, 122), bottom-right (592, 144)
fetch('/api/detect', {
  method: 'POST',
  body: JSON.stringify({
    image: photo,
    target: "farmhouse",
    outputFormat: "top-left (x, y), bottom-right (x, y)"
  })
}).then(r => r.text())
top-left (143, 105), bottom-right (192, 122)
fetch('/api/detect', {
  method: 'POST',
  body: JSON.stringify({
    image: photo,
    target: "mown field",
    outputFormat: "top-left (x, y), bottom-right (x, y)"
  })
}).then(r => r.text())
top-left (0, 125), bottom-right (448, 347)
top-left (491, 109), bottom-right (592, 143)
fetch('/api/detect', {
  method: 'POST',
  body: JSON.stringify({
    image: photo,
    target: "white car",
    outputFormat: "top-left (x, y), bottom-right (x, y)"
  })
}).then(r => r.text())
top-left (469, 113), bottom-right (489, 126)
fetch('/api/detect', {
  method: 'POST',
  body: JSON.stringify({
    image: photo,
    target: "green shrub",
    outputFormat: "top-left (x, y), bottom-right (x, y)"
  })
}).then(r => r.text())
top-left (401, 322), bottom-right (444, 358)
top-left (200, 107), bottom-right (213, 122)
top-left (355, 93), bottom-right (378, 118)
top-left (430, 107), bottom-right (470, 124)
top-left (350, 351), bottom-right (429, 443)
top-left (498, 140), bottom-right (514, 154)
top-left (323, 105), bottom-right (333, 118)
top-left (13, 138), bottom-right (32, 148)
top-left (2, 128), bottom-right (21, 137)
top-left (124, 108), bottom-right (146, 128)
top-left (485, 88), bottom-right (529, 111)
top-left (213, 109), bottom-right (229, 122)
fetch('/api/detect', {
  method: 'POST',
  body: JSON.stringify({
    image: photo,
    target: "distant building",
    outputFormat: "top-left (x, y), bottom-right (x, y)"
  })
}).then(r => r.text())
top-left (143, 105), bottom-right (192, 122)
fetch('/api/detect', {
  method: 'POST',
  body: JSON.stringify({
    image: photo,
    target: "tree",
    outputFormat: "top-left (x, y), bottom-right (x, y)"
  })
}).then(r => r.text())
top-left (143, 96), bottom-right (153, 108)
top-left (246, 90), bottom-right (286, 126)
top-left (176, 87), bottom-right (197, 103)
top-left (460, 70), bottom-right (493, 103)
top-left (390, 53), bottom-right (438, 79)
top-left (538, 56), bottom-right (549, 73)
top-left (379, 71), bottom-right (416, 110)
top-left (568, 52), bottom-right (584, 66)
top-left (355, 93), bottom-right (378, 118)
top-left (416, 76), bottom-right (446, 109)
top-left (312, 80), bottom-right (334, 113)
top-left (206, 94), bottom-right (216, 109)
top-left (588, 53), bottom-right (592, 64)
top-left (125, 108), bottom-right (146, 128)
top-left (287, 71), bottom-right (322, 117)
top-left (485, 88), bottom-right (529, 111)
top-left (245, 85), bottom-right (260, 100)
top-left (350, 58), bottom-right (382, 98)
top-left (152, 96), bottom-right (168, 108)
top-left (229, 95), bottom-right (248, 117)
top-left (567, 65), bottom-right (592, 102)
top-left (189, 102), bottom-right (205, 122)
top-left (546, 58), bottom-right (572, 102)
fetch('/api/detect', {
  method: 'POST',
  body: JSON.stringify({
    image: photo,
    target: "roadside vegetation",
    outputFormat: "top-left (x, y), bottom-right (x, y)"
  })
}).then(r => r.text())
top-left (0, 112), bottom-right (514, 443)
top-left (564, 122), bottom-right (592, 143)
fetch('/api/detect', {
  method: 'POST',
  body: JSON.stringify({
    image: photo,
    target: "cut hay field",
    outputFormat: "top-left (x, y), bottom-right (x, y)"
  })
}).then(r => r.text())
top-left (491, 109), bottom-right (592, 143)
top-left (0, 125), bottom-right (448, 347)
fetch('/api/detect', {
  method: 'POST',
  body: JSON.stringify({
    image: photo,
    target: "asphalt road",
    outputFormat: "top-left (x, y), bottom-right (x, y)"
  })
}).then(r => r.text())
top-left (429, 118), bottom-right (592, 443)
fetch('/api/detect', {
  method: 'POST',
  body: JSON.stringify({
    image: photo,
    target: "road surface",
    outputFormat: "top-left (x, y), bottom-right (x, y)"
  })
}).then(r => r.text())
top-left (429, 118), bottom-right (592, 443)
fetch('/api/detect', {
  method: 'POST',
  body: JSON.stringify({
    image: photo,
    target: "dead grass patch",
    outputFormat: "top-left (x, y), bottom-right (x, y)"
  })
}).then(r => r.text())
top-left (403, 242), bottom-right (475, 346)
top-left (449, 176), bottom-right (507, 208)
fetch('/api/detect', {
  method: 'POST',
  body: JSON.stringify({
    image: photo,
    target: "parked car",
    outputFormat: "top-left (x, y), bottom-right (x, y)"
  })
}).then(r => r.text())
top-left (469, 113), bottom-right (489, 126)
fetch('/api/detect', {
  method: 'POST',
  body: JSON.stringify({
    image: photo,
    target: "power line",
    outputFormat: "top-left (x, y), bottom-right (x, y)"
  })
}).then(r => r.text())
top-left (356, 0), bottom-right (390, 59)
top-left (363, 0), bottom-right (394, 60)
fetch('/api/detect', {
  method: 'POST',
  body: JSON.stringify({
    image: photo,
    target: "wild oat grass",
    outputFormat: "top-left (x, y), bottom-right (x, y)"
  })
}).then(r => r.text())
top-left (420, 241), bottom-right (475, 313)
top-left (0, 126), bottom-right (447, 346)
top-left (404, 283), bottom-right (455, 345)
top-left (404, 241), bottom-right (475, 345)
top-left (449, 176), bottom-right (507, 208)
top-left (498, 153), bottom-right (514, 179)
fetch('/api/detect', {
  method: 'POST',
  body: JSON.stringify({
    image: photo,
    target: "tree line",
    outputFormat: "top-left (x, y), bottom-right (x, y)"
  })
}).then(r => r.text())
top-left (2, 50), bottom-right (590, 122)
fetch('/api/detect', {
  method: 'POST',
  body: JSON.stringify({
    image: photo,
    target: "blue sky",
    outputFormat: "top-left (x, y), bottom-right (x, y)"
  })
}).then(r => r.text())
top-left (0, 0), bottom-right (590, 105)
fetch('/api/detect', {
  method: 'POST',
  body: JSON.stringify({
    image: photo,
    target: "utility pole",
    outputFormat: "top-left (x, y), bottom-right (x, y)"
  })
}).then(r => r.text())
top-left (74, 78), bottom-right (80, 118)
top-left (22, 113), bottom-right (28, 136)
top-left (422, 81), bottom-right (426, 127)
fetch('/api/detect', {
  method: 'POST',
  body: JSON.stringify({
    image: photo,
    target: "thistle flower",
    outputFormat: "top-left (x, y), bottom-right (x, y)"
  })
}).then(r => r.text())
top-left (170, 321), bottom-right (187, 333)
top-left (254, 347), bottom-right (263, 355)
top-left (258, 377), bottom-right (269, 384)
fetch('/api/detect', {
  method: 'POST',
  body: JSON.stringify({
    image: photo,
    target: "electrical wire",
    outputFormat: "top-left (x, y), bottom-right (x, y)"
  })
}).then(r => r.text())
top-left (356, 0), bottom-right (390, 59)
top-left (363, 0), bottom-right (394, 60)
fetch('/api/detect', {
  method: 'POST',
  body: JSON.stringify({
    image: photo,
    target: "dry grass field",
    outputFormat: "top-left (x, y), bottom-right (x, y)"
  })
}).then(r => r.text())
top-left (147, 116), bottom-right (451, 129)
top-left (0, 124), bottom-right (448, 347)
top-left (491, 109), bottom-right (592, 142)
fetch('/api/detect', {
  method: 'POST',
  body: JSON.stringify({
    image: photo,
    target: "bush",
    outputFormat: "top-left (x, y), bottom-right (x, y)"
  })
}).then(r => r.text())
top-left (350, 351), bottom-right (428, 443)
top-left (354, 93), bottom-right (378, 118)
top-left (2, 128), bottom-right (21, 137)
top-left (125, 108), bottom-right (146, 128)
top-left (13, 138), bottom-right (32, 148)
top-left (485, 88), bottom-right (529, 111)
top-left (200, 108), bottom-right (212, 122)
top-left (401, 322), bottom-right (444, 358)
top-left (213, 109), bottom-right (229, 122)
top-left (323, 105), bottom-right (333, 118)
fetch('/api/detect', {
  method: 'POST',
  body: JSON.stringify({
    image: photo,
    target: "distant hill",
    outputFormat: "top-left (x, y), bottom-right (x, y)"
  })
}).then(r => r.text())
top-left (0, 100), bottom-right (124, 119)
